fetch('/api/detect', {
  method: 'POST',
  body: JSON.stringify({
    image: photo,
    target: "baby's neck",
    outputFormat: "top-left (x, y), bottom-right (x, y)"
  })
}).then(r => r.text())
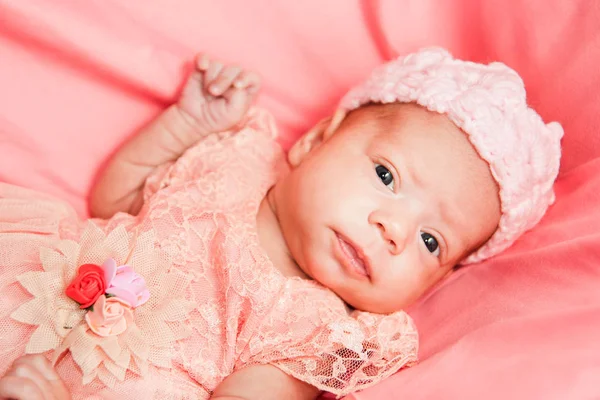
top-left (256, 188), bottom-right (309, 279)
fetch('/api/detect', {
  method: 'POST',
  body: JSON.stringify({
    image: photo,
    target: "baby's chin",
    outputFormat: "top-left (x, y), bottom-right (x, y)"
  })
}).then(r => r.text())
top-left (336, 291), bottom-right (413, 314)
top-left (298, 255), bottom-right (415, 313)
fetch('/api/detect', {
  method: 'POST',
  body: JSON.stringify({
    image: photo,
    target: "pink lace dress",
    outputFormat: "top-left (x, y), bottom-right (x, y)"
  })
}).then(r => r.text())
top-left (0, 109), bottom-right (418, 399)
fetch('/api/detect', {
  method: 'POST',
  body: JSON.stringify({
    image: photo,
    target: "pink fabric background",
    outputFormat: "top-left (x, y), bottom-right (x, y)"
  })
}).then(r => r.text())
top-left (0, 0), bottom-right (598, 398)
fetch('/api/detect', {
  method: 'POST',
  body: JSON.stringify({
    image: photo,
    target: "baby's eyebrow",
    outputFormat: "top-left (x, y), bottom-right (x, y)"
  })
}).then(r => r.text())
top-left (439, 199), bottom-right (461, 229)
top-left (393, 151), bottom-right (420, 188)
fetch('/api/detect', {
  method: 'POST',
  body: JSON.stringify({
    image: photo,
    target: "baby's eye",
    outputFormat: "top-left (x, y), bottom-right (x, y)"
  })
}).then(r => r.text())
top-left (421, 232), bottom-right (440, 257)
top-left (375, 164), bottom-right (394, 190)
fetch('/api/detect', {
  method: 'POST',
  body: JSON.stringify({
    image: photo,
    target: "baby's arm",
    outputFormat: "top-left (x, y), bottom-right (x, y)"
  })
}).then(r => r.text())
top-left (212, 364), bottom-right (319, 400)
top-left (90, 55), bottom-right (260, 219)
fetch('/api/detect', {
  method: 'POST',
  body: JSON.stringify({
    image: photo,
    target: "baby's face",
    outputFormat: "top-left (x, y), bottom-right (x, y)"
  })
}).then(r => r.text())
top-left (273, 103), bottom-right (501, 313)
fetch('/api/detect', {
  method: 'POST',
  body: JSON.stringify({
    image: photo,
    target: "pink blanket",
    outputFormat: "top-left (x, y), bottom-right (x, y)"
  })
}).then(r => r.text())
top-left (1, 0), bottom-right (599, 398)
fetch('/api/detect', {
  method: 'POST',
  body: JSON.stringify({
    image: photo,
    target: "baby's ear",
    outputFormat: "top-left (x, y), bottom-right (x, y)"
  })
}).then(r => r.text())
top-left (288, 110), bottom-right (346, 167)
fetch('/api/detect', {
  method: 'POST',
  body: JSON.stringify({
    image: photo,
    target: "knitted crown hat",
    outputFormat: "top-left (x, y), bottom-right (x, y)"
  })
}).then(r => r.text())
top-left (338, 48), bottom-right (563, 264)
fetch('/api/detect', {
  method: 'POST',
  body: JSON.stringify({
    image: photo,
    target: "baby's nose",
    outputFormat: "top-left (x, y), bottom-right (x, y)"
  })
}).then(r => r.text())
top-left (374, 219), bottom-right (408, 256)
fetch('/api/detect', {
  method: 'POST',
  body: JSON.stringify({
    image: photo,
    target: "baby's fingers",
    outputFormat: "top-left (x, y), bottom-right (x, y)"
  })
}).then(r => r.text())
top-left (208, 65), bottom-right (243, 96)
top-left (0, 375), bottom-right (45, 400)
top-left (202, 59), bottom-right (224, 91)
top-left (233, 71), bottom-right (261, 94)
top-left (0, 355), bottom-right (71, 400)
top-left (196, 54), bottom-right (210, 71)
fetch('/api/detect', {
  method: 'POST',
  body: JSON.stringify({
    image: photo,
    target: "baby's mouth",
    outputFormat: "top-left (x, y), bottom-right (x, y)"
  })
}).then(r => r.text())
top-left (336, 233), bottom-right (370, 279)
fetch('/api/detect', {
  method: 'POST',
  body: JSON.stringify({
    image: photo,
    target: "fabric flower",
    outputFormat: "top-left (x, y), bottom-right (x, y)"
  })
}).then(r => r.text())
top-left (11, 222), bottom-right (195, 388)
top-left (65, 264), bottom-right (106, 309)
top-left (85, 295), bottom-right (132, 337)
top-left (105, 262), bottom-right (150, 308)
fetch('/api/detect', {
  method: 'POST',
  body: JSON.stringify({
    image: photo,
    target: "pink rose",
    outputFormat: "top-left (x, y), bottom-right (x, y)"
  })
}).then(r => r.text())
top-left (102, 259), bottom-right (150, 308)
top-left (85, 295), bottom-right (131, 337)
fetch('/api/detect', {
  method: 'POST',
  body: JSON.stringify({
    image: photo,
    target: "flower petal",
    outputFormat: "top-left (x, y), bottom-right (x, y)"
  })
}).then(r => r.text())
top-left (113, 348), bottom-right (132, 369)
top-left (102, 259), bottom-right (117, 286)
top-left (109, 316), bottom-right (128, 336)
top-left (97, 365), bottom-right (119, 388)
top-left (16, 271), bottom-right (58, 299)
top-left (82, 371), bottom-right (97, 386)
top-left (80, 347), bottom-right (105, 374)
top-left (85, 317), bottom-right (113, 337)
top-left (104, 359), bottom-right (128, 383)
top-left (124, 325), bottom-right (150, 361)
top-left (135, 289), bottom-right (151, 308)
top-left (60, 325), bottom-right (101, 372)
top-left (39, 247), bottom-right (68, 273)
top-left (103, 225), bottom-right (131, 262)
top-left (130, 275), bottom-right (147, 289)
top-left (116, 265), bottom-right (134, 273)
top-left (105, 288), bottom-right (137, 307)
top-left (10, 298), bottom-right (49, 325)
top-left (78, 263), bottom-right (103, 276)
top-left (55, 240), bottom-right (82, 274)
top-left (85, 295), bottom-right (108, 326)
top-left (25, 324), bottom-right (61, 354)
top-left (77, 222), bottom-right (106, 259)
top-left (133, 355), bottom-right (149, 377)
top-left (112, 266), bottom-right (135, 286)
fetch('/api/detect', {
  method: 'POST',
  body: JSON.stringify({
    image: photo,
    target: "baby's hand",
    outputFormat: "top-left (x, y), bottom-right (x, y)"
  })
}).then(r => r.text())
top-left (0, 354), bottom-right (71, 400)
top-left (177, 54), bottom-right (261, 135)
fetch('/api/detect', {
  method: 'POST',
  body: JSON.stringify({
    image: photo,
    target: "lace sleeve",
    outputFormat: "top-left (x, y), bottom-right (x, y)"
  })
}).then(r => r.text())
top-left (241, 282), bottom-right (419, 398)
top-left (142, 107), bottom-right (279, 202)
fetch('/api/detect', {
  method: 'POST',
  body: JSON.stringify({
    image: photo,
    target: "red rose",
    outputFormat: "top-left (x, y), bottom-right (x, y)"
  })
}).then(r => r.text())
top-left (65, 264), bottom-right (106, 309)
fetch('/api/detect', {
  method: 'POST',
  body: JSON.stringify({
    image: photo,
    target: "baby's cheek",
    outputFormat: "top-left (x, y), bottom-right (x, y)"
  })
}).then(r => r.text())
top-left (381, 263), bottom-right (431, 310)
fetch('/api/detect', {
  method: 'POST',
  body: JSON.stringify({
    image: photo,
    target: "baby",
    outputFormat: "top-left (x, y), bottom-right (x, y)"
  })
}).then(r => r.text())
top-left (0, 48), bottom-right (562, 400)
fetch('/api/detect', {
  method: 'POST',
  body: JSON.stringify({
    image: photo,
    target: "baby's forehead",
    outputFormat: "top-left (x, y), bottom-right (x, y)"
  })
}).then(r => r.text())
top-left (345, 102), bottom-right (448, 128)
top-left (345, 102), bottom-right (464, 145)
top-left (346, 101), bottom-right (498, 202)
